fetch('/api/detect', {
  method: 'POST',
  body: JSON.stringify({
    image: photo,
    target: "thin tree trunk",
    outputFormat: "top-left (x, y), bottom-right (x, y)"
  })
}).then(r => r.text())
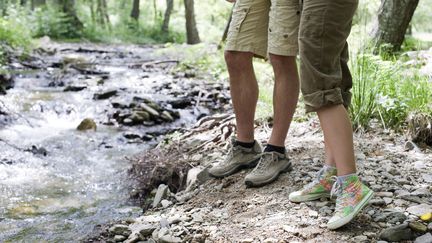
top-left (184, 0), bottom-right (200, 44)
top-left (161, 0), bottom-right (173, 33)
top-left (1, 0), bottom-right (8, 15)
top-left (55, 0), bottom-right (83, 30)
top-left (130, 0), bottom-right (140, 21)
top-left (372, 0), bottom-right (419, 54)
top-left (101, 0), bottom-right (110, 28)
top-left (31, 0), bottom-right (46, 10)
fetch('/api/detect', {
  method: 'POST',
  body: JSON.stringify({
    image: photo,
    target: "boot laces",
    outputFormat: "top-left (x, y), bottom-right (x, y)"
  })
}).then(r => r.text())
top-left (253, 153), bottom-right (276, 174)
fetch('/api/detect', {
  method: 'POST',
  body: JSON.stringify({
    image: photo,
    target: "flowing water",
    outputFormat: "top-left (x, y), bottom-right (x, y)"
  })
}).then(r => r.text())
top-left (0, 43), bottom-right (206, 242)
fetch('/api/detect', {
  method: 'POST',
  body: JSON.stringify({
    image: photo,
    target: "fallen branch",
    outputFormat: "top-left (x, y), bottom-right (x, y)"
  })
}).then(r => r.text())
top-left (142, 60), bottom-right (179, 68)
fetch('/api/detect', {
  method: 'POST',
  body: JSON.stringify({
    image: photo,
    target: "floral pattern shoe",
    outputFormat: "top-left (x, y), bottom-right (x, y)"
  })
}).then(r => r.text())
top-left (289, 165), bottom-right (337, 202)
top-left (327, 174), bottom-right (374, 230)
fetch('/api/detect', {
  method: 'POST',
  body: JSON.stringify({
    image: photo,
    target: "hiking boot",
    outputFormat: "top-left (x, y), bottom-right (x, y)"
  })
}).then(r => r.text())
top-left (327, 174), bottom-right (374, 230)
top-left (289, 165), bottom-right (337, 202)
top-left (208, 138), bottom-right (262, 178)
top-left (244, 151), bottom-right (291, 187)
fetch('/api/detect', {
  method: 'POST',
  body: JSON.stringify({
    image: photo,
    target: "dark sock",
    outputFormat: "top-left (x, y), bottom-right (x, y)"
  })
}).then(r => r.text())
top-left (235, 140), bottom-right (255, 148)
top-left (264, 144), bottom-right (286, 154)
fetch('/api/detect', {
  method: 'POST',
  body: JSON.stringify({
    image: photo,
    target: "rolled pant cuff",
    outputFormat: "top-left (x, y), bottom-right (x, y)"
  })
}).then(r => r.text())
top-left (304, 87), bottom-right (351, 113)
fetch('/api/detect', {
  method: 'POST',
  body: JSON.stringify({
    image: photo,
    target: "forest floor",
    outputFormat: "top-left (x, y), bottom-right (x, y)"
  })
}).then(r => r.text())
top-left (89, 114), bottom-right (432, 243)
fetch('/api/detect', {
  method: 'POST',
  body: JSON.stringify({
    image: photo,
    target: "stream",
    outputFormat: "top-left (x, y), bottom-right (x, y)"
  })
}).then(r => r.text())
top-left (0, 42), bottom-right (228, 242)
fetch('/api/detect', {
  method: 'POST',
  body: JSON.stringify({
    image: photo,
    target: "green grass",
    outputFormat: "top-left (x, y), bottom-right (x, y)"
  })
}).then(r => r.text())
top-left (349, 54), bottom-right (432, 130)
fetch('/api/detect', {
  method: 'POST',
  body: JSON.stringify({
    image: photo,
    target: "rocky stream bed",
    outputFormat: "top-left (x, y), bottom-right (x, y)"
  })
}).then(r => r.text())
top-left (0, 40), bottom-right (229, 242)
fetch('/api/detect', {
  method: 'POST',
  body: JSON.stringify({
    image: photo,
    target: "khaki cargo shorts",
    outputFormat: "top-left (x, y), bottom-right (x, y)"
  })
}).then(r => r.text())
top-left (225, 0), bottom-right (301, 58)
top-left (299, 0), bottom-right (359, 112)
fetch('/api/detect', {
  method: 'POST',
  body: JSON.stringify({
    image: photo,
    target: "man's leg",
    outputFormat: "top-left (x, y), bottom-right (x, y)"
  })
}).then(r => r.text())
top-left (224, 51), bottom-right (257, 143)
top-left (267, 54), bottom-right (299, 147)
top-left (208, 0), bottom-right (269, 178)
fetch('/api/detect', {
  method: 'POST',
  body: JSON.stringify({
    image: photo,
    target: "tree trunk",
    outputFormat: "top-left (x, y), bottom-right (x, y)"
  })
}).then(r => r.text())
top-left (161, 0), bottom-right (173, 33)
top-left (95, 0), bottom-right (110, 28)
top-left (184, 0), bottom-right (200, 44)
top-left (31, 0), bottom-right (46, 10)
top-left (55, 0), bottom-right (83, 30)
top-left (1, 0), bottom-right (8, 15)
top-left (130, 0), bottom-right (140, 21)
top-left (373, 0), bottom-right (419, 54)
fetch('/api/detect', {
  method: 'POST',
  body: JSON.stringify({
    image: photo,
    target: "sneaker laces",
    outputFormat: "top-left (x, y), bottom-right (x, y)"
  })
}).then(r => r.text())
top-left (330, 176), bottom-right (343, 199)
top-left (252, 152), bottom-right (275, 174)
top-left (304, 167), bottom-right (327, 191)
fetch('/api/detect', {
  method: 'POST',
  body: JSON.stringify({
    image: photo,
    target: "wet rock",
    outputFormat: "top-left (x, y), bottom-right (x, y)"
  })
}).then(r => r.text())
top-left (160, 111), bottom-right (174, 122)
top-left (94, 90), bottom-right (117, 100)
top-left (0, 73), bottom-right (15, 90)
top-left (0, 86), bottom-right (6, 95)
top-left (168, 98), bottom-right (192, 109)
top-left (25, 145), bottom-right (48, 156)
top-left (380, 223), bottom-right (414, 242)
top-left (63, 85), bottom-right (87, 92)
top-left (152, 184), bottom-right (169, 208)
top-left (77, 118), bottom-right (97, 131)
top-left (407, 204), bottom-right (432, 217)
top-left (124, 132), bottom-right (142, 139)
top-left (374, 209), bottom-right (407, 224)
top-left (114, 235), bottom-right (127, 242)
top-left (159, 235), bottom-right (181, 243)
top-left (123, 118), bottom-right (134, 126)
top-left (109, 224), bottom-right (132, 237)
top-left (415, 233), bottom-right (432, 243)
top-left (139, 103), bottom-right (159, 117)
top-left (409, 221), bottom-right (428, 233)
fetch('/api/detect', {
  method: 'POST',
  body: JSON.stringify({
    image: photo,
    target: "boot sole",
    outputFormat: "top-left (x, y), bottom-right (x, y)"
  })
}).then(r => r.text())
top-left (208, 156), bottom-right (261, 179)
top-left (327, 190), bottom-right (374, 230)
top-left (244, 161), bottom-right (292, 188)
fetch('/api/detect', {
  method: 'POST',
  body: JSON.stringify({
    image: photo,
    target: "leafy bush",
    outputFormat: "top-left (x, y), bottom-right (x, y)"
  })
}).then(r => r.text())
top-left (33, 7), bottom-right (82, 39)
top-left (350, 54), bottom-right (432, 130)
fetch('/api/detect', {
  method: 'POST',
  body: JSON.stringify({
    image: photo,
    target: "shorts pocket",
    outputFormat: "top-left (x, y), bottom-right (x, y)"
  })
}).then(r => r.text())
top-left (228, 6), bottom-right (251, 35)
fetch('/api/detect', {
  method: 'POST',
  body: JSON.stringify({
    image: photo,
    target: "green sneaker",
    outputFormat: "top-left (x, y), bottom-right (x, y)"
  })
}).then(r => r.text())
top-left (289, 165), bottom-right (337, 202)
top-left (327, 174), bottom-right (374, 230)
top-left (244, 151), bottom-right (292, 187)
top-left (208, 137), bottom-right (262, 178)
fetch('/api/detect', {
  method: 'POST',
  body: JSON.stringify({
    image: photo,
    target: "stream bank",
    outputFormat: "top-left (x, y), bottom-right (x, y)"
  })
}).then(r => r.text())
top-left (0, 40), bottom-right (229, 242)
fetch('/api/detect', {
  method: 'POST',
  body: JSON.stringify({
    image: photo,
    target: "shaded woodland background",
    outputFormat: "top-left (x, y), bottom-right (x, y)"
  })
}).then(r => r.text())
top-left (1, 0), bottom-right (432, 134)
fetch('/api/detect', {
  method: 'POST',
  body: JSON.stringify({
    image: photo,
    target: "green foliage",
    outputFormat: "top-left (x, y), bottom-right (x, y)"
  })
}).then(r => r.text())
top-left (0, 7), bottom-right (32, 64)
top-left (33, 7), bottom-right (82, 39)
top-left (350, 54), bottom-right (432, 130)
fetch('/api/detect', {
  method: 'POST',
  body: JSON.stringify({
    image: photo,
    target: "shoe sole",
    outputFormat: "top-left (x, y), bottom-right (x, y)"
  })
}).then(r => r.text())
top-left (327, 190), bottom-right (374, 230)
top-left (244, 161), bottom-right (292, 188)
top-left (289, 192), bottom-right (331, 203)
top-left (208, 155), bottom-right (261, 179)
